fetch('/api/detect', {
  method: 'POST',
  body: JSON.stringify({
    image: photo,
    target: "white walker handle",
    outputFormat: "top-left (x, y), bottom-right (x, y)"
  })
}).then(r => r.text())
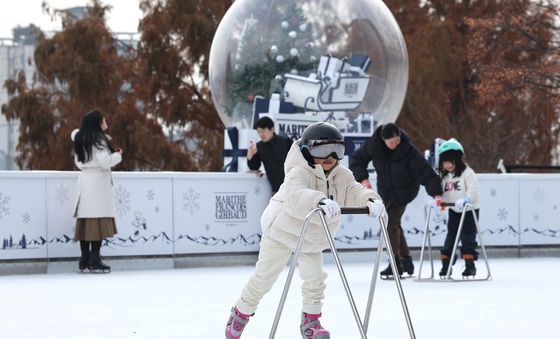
top-left (269, 207), bottom-right (369, 339)
top-left (269, 206), bottom-right (417, 339)
top-left (362, 212), bottom-right (417, 338)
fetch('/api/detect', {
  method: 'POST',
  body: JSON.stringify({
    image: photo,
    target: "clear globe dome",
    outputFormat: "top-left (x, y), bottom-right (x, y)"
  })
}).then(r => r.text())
top-left (209, 0), bottom-right (408, 131)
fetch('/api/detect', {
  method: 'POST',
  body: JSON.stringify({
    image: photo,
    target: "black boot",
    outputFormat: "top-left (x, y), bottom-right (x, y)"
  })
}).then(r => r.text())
top-left (79, 240), bottom-right (90, 272)
top-left (79, 252), bottom-right (90, 272)
top-left (89, 251), bottom-right (111, 273)
top-left (462, 259), bottom-right (476, 278)
top-left (401, 256), bottom-right (414, 276)
top-left (439, 257), bottom-right (451, 277)
top-left (380, 258), bottom-right (403, 279)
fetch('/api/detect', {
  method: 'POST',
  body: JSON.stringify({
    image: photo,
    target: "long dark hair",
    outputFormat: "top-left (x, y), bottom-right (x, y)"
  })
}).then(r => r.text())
top-left (438, 150), bottom-right (466, 178)
top-left (74, 110), bottom-right (116, 163)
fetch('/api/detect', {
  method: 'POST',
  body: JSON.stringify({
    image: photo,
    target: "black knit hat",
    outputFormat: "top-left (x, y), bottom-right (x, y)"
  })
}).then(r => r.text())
top-left (381, 123), bottom-right (401, 140)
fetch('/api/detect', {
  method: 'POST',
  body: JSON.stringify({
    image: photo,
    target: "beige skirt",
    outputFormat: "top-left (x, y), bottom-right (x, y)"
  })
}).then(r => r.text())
top-left (74, 218), bottom-right (118, 241)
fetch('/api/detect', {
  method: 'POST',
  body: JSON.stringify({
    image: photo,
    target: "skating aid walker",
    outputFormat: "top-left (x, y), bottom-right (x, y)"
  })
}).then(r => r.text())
top-left (415, 202), bottom-right (492, 282)
top-left (269, 206), bottom-right (416, 339)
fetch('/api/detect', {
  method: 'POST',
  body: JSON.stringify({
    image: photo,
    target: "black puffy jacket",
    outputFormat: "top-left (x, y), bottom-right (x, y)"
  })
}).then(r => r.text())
top-left (247, 133), bottom-right (293, 192)
top-left (350, 125), bottom-right (442, 205)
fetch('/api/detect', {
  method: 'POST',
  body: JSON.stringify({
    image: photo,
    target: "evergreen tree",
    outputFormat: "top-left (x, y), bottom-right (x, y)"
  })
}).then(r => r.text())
top-left (228, 3), bottom-right (319, 114)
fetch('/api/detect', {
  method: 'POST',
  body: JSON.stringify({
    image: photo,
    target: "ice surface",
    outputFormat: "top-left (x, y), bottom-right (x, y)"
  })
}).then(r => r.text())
top-left (0, 257), bottom-right (557, 338)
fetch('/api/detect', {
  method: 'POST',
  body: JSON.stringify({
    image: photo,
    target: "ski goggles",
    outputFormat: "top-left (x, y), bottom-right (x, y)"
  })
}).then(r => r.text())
top-left (307, 140), bottom-right (346, 160)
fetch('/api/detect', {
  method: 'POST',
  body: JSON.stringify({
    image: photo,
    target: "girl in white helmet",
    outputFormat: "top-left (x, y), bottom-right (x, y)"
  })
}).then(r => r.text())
top-left (225, 122), bottom-right (385, 339)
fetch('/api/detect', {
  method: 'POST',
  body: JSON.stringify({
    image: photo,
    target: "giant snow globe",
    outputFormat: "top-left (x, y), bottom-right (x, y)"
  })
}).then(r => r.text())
top-left (209, 0), bottom-right (408, 170)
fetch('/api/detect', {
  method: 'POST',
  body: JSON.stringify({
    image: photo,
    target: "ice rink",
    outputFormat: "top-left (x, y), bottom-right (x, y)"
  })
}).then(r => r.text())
top-left (1, 256), bottom-right (557, 339)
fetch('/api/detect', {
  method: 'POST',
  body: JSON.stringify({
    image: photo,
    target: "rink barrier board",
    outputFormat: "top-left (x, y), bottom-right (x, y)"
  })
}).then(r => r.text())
top-left (0, 171), bottom-right (559, 261)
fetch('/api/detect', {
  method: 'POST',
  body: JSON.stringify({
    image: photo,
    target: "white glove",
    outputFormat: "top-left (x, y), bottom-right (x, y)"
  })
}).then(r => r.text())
top-left (454, 197), bottom-right (470, 209)
top-left (366, 199), bottom-right (385, 217)
top-left (319, 198), bottom-right (341, 218)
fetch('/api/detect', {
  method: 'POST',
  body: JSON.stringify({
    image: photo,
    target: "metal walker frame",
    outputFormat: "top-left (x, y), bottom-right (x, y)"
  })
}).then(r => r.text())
top-left (269, 207), bottom-right (416, 339)
top-left (415, 202), bottom-right (492, 282)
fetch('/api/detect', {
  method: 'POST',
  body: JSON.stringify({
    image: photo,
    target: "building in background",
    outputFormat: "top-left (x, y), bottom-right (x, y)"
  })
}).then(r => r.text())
top-left (0, 26), bottom-right (37, 170)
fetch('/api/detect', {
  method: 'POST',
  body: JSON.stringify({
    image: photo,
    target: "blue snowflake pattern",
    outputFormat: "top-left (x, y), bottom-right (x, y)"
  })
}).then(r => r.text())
top-left (147, 189), bottom-right (155, 201)
top-left (22, 213), bottom-right (31, 223)
top-left (54, 183), bottom-right (69, 206)
top-left (346, 215), bottom-right (354, 224)
top-left (490, 188), bottom-right (497, 197)
top-left (497, 208), bottom-right (508, 221)
top-left (182, 187), bottom-right (200, 216)
top-left (254, 185), bottom-right (262, 195)
top-left (115, 185), bottom-right (131, 217)
top-left (533, 188), bottom-right (545, 203)
top-left (0, 191), bottom-right (10, 221)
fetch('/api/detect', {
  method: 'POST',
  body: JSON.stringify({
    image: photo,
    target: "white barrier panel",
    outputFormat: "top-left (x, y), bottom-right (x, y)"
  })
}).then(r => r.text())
top-left (1, 171), bottom-right (559, 261)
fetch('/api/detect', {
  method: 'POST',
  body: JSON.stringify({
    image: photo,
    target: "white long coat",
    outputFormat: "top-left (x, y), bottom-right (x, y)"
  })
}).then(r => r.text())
top-left (71, 129), bottom-right (122, 218)
top-left (260, 143), bottom-right (381, 253)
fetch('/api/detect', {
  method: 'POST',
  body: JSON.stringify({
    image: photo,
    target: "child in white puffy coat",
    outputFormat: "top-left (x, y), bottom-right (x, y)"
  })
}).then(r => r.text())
top-left (225, 122), bottom-right (384, 339)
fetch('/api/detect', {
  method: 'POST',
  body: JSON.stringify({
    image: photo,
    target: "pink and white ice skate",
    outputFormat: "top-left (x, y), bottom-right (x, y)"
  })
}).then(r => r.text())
top-left (225, 307), bottom-right (251, 339)
top-left (300, 312), bottom-right (330, 339)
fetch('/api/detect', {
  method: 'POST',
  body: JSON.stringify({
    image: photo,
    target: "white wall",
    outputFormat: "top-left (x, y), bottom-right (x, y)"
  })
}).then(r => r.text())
top-left (0, 171), bottom-right (558, 261)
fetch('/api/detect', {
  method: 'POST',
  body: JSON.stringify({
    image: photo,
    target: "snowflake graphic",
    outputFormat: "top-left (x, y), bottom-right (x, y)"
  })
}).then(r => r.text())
top-left (205, 224), bottom-right (210, 231)
top-left (147, 189), bottom-right (155, 201)
top-left (115, 185), bottom-right (131, 217)
top-left (490, 188), bottom-right (497, 197)
top-left (497, 208), bottom-right (508, 221)
top-left (0, 191), bottom-right (10, 220)
top-left (346, 215), bottom-right (354, 224)
top-left (533, 214), bottom-right (539, 221)
top-left (182, 187), bottom-right (200, 215)
top-left (22, 213), bottom-right (30, 224)
top-left (155, 206), bottom-right (160, 213)
top-left (533, 188), bottom-right (545, 203)
top-left (54, 183), bottom-right (69, 206)
top-left (254, 185), bottom-right (262, 195)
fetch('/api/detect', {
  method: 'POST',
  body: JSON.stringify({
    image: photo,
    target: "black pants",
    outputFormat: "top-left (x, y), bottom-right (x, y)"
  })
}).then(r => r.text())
top-left (385, 201), bottom-right (409, 258)
top-left (441, 209), bottom-right (479, 260)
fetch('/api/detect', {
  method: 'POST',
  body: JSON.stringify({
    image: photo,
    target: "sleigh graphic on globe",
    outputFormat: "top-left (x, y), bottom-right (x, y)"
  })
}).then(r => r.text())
top-left (283, 54), bottom-right (372, 112)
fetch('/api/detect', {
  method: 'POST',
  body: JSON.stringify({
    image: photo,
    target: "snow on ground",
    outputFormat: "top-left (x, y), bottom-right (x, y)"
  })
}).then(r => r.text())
top-left (0, 256), bottom-right (557, 339)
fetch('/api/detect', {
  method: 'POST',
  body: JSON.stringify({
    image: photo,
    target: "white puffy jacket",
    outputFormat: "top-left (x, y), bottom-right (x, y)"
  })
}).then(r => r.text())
top-left (260, 142), bottom-right (380, 253)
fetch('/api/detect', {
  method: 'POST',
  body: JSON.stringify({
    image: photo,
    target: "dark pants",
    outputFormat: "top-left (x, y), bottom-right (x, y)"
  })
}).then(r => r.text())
top-left (441, 209), bottom-right (479, 260)
top-left (385, 201), bottom-right (409, 258)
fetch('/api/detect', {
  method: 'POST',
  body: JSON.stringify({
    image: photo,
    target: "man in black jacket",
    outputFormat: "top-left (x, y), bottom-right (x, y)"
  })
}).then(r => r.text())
top-left (350, 123), bottom-right (442, 278)
top-left (247, 117), bottom-right (293, 193)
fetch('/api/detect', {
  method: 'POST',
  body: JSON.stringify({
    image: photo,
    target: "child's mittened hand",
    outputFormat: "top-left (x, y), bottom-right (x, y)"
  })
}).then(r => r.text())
top-left (361, 179), bottom-right (373, 189)
top-left (454, 197), bottom-right (470, 208)
top-left (318, 198), bottom-right (341, 218)
top-left (366, 199), bottom-right (385, 217)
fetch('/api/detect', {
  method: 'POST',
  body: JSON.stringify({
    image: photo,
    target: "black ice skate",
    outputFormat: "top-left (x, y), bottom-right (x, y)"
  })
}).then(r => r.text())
top-left (78, 252), bottom-right (90, 273)
top-left (380, 259), bottom-right (403, 280)
top-left (401, 256), bottom-right (415, 276)
top-left (439, 256), bottom-right (451, 278)
top-left (462, 259), bottom-right (476, 278)
top-left (89, 252), bottom-right (111, 273)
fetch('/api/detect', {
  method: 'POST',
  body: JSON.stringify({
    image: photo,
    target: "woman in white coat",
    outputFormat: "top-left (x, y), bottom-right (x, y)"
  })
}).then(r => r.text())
top-left (71, 110), bottom-right (122, 273)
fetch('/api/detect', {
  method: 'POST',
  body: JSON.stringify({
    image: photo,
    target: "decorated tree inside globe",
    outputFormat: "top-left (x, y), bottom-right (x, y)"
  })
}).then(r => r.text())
top-left (228, 3), bottom-right (319, 117)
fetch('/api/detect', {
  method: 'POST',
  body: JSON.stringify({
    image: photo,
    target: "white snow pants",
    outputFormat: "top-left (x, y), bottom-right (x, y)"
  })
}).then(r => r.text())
top-left (236, 235), bottom-right (328, 315)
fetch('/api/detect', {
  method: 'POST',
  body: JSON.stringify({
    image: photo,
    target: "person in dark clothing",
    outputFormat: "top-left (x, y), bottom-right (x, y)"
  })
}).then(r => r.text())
top-left (350, 123), bottom-right (443, 278)
top-left (247, 117), bottom-right (293, 193)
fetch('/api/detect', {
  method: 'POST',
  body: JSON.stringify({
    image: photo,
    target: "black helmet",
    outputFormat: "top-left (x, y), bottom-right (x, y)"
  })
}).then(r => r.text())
top-left (300, 122), bottom-right (345, 160)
